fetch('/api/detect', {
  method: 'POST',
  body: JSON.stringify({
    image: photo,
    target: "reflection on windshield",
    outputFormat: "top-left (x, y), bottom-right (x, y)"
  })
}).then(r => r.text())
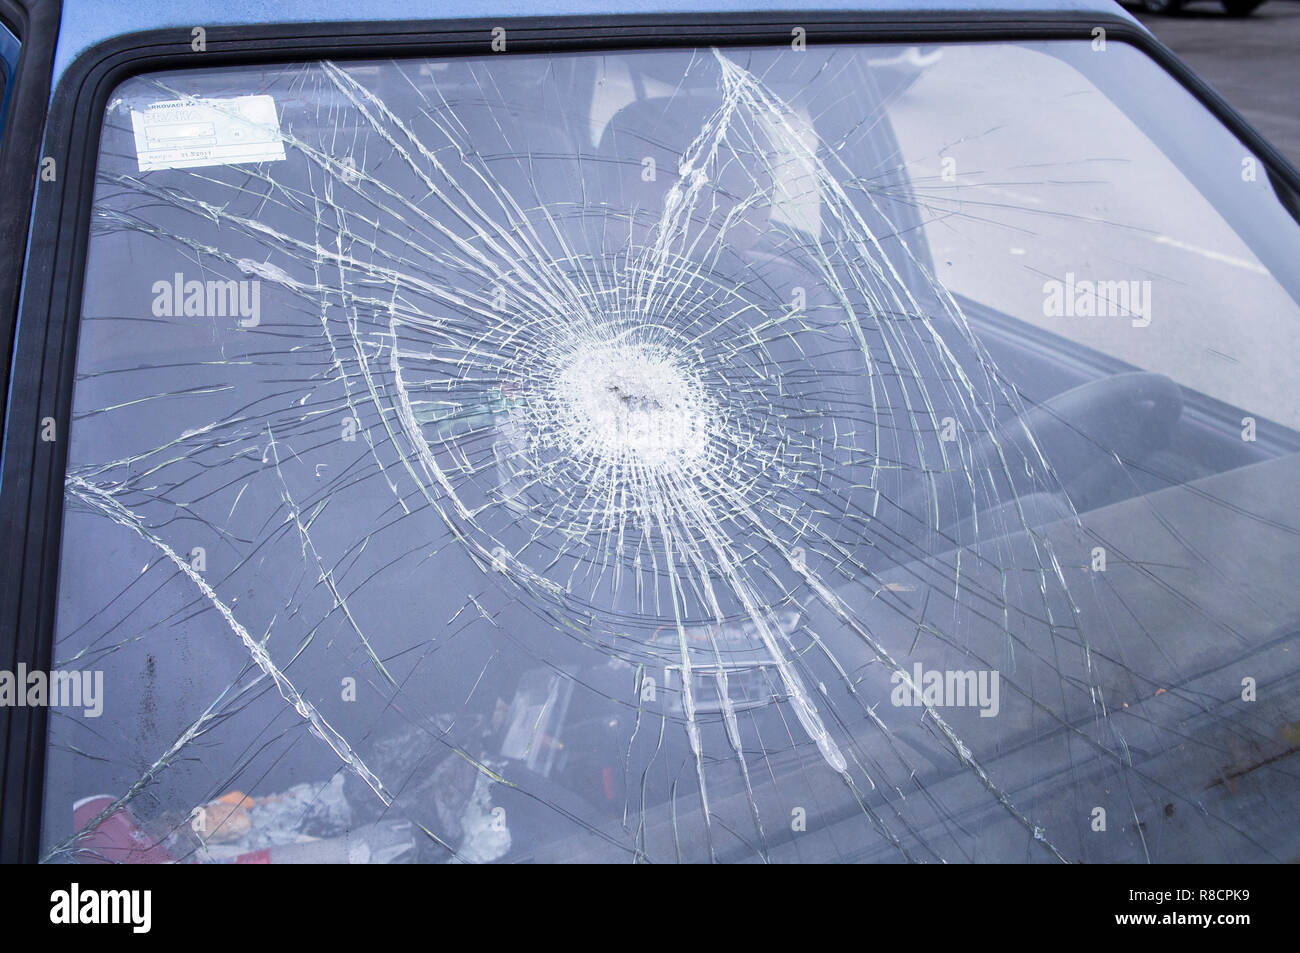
top-left (43, 42), bottom-right (1300, 863)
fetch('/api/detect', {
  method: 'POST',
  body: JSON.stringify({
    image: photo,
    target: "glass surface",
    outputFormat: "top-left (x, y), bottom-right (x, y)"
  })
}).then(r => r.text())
top-left (43, 40), bottom-right (1300, 863)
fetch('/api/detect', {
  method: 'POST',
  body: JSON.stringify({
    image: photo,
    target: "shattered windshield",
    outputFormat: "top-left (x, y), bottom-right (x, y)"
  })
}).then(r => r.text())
top-left (42, 39), bottom-right (1300, 863)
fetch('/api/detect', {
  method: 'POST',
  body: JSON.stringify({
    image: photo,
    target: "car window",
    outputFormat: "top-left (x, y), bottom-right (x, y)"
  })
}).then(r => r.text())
top-left (42, 40), bottom-right (1300, 863)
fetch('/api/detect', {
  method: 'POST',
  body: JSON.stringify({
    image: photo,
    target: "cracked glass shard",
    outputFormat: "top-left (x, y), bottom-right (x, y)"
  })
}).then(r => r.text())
top-left (40, 40), bottom-right (1300, 863)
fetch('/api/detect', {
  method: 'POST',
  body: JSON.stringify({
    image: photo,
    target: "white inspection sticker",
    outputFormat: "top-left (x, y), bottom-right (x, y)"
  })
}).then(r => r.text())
top-left (130, 95), bottom-right (286, 172)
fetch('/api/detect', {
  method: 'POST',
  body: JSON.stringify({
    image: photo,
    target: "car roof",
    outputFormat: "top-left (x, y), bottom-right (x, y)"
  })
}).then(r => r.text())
top-left (53, 0), bottom-right (1142, 85)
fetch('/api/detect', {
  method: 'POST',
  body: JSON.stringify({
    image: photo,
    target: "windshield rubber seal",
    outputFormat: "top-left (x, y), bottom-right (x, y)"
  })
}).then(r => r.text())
top-left (0, 0), bottom-right (60, 428)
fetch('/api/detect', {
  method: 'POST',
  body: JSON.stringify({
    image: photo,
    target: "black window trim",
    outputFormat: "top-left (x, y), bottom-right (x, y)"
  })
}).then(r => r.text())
top-left (0, 0), bottom-right (60, 422)
top-left (3, 8), bottom-right (1298, 864)
top-left (0, 0), bottom-right (60, 868)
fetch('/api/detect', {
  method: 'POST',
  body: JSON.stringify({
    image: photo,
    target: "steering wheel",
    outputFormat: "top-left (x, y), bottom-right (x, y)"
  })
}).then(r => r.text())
top-left (988, 371), bottom-right (1184, 498)
top-left (889, 371), bottom-right (1184, 547)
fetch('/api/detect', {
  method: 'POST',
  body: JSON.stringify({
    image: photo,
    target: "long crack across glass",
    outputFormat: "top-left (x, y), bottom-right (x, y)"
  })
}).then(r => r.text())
top-left (41, 41), bottom-right (1300, 863)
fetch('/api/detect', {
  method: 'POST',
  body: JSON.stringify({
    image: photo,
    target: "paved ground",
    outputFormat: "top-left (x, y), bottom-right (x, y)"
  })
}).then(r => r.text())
top-left (1125, 0), bottom-right (1300, 167)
